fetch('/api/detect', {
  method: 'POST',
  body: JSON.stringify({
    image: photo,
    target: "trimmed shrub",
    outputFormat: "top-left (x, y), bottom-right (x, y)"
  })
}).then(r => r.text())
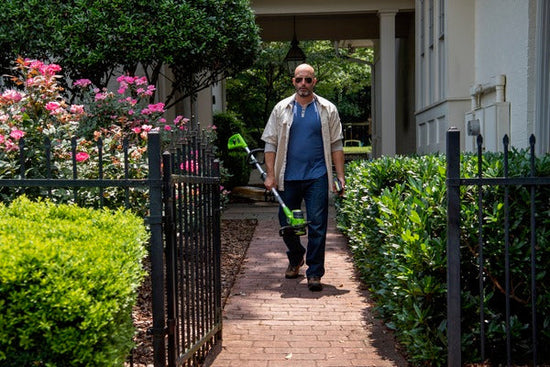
top-left (336, 151), bottom-right (550, 366)
top-left (0, 196), bottom-right (149, 366)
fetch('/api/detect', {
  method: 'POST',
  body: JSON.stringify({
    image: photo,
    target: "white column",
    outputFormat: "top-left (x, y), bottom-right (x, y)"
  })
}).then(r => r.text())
top-left (378, 9), bottom-right (397, 156)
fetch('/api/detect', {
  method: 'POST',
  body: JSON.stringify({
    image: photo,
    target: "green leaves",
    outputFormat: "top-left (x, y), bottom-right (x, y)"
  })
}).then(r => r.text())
top-left (0, 196), bottom-right (148, 366)
top-left (337, 151), bottom-right (550, 365)
top-left (336, 155), bottom-right (449, 364)
top-left (0, 0), bottom-right (261, 99)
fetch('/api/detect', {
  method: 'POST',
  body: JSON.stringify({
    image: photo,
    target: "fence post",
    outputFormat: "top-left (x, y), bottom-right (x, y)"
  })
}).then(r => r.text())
top-left (163, 150), bottom-right (177, 367)
top-left (212, 159), bottom-right (223, 340)
top-left (446, 127), bottom-right (461, 366)
top-left (147, 132), bottom-right (166, 367)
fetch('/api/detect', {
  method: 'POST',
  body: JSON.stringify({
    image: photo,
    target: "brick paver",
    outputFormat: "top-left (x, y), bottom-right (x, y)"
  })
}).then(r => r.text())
top-left (213, 203), bottom-right (408, 367)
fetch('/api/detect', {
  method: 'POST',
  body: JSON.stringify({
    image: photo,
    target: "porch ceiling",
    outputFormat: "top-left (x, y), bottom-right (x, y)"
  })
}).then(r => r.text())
top-left (255, 13), bottom-right (414, 42)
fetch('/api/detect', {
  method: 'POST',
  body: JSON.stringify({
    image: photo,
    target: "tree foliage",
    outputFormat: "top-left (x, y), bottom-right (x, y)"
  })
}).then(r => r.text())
top-left (0, 0), bottom-right (261, 107)
top-left (226, 40), bottom-right (372, 143)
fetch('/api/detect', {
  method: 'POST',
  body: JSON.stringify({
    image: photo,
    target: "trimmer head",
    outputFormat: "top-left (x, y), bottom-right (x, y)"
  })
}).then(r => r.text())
top-left (279, 209), bottom-right (308, 236)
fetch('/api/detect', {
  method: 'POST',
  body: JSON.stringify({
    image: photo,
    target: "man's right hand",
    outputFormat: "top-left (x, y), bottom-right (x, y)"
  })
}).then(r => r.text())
top-left (264, 174), bottom-right (277, 191)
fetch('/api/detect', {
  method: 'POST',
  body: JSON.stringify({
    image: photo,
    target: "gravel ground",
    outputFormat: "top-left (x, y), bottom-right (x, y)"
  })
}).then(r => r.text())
top-left (127, 218), bottom-right (258, 367)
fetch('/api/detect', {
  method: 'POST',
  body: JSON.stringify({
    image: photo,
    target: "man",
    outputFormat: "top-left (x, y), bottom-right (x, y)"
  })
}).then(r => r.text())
top-left (261, 63), bottom-right (345, 292)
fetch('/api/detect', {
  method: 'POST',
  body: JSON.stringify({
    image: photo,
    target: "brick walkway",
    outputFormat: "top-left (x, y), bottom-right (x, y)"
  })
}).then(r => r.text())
top-left (212, 202), bottom-right (408, 367)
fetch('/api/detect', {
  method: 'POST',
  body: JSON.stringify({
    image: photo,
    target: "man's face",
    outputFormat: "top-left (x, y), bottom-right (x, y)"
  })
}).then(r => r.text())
top-left (293, 70), bottom-right (316, 97)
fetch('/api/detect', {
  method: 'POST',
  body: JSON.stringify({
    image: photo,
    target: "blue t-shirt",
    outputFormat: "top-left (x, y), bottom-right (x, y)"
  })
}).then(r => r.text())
top-left (285, 100), bottom-right (326, 181)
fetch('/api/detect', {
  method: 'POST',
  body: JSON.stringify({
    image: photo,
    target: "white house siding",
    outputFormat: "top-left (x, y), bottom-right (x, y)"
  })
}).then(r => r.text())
top-left (470, 0), bottom-right (538, 151)
top-left (415, 0), bottom-right (545, 154)
top-left (415, 0), bottom-right (475, 153)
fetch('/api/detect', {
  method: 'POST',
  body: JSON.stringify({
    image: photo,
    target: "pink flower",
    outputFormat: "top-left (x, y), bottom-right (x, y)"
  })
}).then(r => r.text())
top-left (73, 79), bottom-right (92, 88)
top-left (174, 115), bottom-right (189, 125)
top-left (132, 127), bottom-right (142, 134)
top-left (39, 63), bottom-right (62, 76)
top-left (28, 60), bottom-right (43, 69)
top-left (45, 102), bottom-right (60, 111)
top-left (75, 152), bottom-right (90, 162)
top-left (121, 97), bottom-right (137, 105)
top-left (148, 102), bottom-right (165, 112)
top-left (141, 124), bottom-right (153, 132)
top-left (164, 125), bottom-right (172, 131)
top-left (117, 75), bottom-right (136, 85)
top-left (25, 77), bottom-right (37, 87)
top-left (135, 77), bottom-right (148, 86)
top-left (45, 102), bottom-right (62, 115)
top-left (69, 104), bottom-right (85, 114)
top-left (94, 92), bottom-right (108, 101)
top-left (0, 135), bottom-right (4, 144)
top-left (4, 139), bottom-right (18, 152)
top-left (2, 90), bottom-right (23, 103)
top-left (10, 130), bottom-right (25, 140)
top-left (138, 85), bottom-right (156, 97)
top-left (141, 103), bottom-right (164, 115)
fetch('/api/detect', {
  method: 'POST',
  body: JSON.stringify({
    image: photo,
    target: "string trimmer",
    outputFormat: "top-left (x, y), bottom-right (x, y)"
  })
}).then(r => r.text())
top-left (227, 133), bottom-right (309, 236)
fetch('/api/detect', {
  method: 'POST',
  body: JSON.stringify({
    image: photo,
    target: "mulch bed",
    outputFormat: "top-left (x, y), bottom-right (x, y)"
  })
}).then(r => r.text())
top-left (127, 218), bottom-right (258, 367)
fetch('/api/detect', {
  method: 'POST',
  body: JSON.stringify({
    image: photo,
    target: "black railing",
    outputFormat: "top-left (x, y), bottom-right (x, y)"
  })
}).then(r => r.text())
top-left (0, 129), bottom-right (222, 367)
top-left (446, 128), bottom-right (548, 366)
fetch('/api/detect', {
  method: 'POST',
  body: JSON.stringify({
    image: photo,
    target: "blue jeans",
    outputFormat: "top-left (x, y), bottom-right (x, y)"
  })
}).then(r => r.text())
top-left (278, 174), bottom-right (328, 278)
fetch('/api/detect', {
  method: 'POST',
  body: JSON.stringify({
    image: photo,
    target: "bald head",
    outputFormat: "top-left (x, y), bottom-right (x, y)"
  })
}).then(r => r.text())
top-left (294, 63), bottom-right (315, 78)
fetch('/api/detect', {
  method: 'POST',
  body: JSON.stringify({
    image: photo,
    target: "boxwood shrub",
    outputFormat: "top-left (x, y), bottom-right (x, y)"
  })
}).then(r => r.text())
top-left (0, 196), bottom-right (148, 366)
top-left (336, 151), bottom-right (550, 366)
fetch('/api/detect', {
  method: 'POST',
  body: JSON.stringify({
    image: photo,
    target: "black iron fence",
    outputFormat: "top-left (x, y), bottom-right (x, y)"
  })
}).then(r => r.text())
top-left (0, 129), bottom-right (221, 367)
top-left (162, 130), bottom-right (222, 367)
top-left (446, 128), bottom-right (550, 366)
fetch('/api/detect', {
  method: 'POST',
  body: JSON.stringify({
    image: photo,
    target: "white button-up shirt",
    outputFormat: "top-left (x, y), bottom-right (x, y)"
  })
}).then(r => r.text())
top-left (261, 93), bottom-right (343, 191)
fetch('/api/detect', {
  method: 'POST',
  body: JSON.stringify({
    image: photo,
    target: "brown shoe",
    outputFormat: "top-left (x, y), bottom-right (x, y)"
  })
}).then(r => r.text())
top-left (285, 259), bottom-right (304, 279)
top-left (307, 276), bottom-right (323, 291)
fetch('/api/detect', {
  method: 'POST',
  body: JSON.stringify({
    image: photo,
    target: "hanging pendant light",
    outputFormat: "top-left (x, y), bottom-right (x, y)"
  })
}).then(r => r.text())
top-left (283, 17), bottom-right (306, 75)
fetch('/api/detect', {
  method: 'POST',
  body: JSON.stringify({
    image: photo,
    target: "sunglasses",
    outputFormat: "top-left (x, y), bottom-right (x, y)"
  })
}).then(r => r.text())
top-left (294, 77), bottom-right (313, 84)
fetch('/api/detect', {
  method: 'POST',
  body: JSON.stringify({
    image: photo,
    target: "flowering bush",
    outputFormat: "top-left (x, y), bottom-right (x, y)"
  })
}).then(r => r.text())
top-left (1, 58), bottom-right (83, 161)
top-left (0, 58), bottom-right (194, 210)
top-left (0, 58), bottom-right (232, 213)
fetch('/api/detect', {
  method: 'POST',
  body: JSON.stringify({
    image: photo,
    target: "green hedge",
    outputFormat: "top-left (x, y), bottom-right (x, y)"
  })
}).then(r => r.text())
top-left (336, 152), bottom-right (550, 366)
top-left (0, 196), bottom-right (148, 366)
